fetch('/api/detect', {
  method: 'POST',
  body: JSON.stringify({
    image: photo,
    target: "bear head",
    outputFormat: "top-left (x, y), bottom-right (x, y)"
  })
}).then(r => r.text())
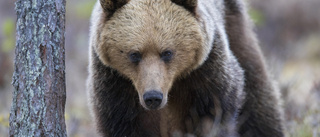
top-left (94, 0), bottom-right (210, 110)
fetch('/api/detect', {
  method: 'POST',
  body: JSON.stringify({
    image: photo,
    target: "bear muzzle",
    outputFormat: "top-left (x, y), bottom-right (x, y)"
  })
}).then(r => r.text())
top-left (143, 90), bottom-right (163, 110)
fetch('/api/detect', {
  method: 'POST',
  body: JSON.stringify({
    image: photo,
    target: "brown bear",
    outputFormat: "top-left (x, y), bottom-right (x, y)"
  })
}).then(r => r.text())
top-left (87, 0), bottom-right (284, 136)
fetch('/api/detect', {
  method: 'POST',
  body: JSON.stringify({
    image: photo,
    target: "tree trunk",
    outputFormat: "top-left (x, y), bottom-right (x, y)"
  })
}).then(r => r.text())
top-left (9, 0), bottom-right (67, 136)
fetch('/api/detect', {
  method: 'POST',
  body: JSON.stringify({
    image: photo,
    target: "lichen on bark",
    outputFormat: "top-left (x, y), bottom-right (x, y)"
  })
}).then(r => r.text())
top-left (10, 0), bottom-right (67, 136)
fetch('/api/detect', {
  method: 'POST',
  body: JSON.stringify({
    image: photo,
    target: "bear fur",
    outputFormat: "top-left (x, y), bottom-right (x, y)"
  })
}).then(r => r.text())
top-left (87, 0), bottom-right (284, 136)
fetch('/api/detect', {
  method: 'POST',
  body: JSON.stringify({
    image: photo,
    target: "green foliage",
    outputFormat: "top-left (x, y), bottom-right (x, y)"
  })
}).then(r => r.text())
top-left (289, 109), bottom-right (320, 137)
top-left (1, 18), bottom-right (15, 53)
top-left (75, 1), bottom-right (96, 19)
top-left (249, 8), bottom-right (265, 26)
top-left (292, 122), bottom-right (313, 137)
top-left (0, 113), bottom-right (9, 128)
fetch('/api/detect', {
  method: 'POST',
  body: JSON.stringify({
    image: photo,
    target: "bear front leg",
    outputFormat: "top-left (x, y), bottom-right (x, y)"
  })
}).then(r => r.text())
top-left (168, 55), bottom-right (244, 137)
top-left (185, 46), bottom-right (244, 137)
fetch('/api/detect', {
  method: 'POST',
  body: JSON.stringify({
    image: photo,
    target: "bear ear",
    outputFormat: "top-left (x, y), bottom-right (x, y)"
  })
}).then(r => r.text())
top-left (171, 0), bottom-right (198, 13)
top-left (100, 0), bottom-right (130, 14)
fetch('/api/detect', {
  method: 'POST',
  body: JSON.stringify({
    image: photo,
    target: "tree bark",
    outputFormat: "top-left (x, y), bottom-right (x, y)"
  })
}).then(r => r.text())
top-left (9, 0), bottom-right (67, 136)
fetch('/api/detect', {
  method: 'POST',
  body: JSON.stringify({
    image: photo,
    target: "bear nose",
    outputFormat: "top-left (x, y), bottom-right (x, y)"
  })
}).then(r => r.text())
top-left (143, 91), bottom-right (163, 109)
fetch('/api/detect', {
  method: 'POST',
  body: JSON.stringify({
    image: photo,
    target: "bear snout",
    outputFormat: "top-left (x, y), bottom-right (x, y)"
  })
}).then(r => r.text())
top-left (143, 90), bottom-right (163, 110)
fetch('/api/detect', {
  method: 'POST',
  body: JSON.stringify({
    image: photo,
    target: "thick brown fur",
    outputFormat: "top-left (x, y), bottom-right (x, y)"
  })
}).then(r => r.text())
top-left (224, 1), bottom-right (284, 136)
top-left (87, 0), bottom-right (284, 136)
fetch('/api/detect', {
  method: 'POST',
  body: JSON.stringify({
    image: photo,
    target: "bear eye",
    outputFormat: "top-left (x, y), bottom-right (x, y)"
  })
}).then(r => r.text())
top-left (160, 50), bottom-right (173, 63)
top-left (129, 52), bottom-right (142, 64)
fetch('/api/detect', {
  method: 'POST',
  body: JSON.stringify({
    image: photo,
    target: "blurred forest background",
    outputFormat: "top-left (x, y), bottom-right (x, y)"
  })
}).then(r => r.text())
top-left (0, 0), bottom-right (319, 136)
